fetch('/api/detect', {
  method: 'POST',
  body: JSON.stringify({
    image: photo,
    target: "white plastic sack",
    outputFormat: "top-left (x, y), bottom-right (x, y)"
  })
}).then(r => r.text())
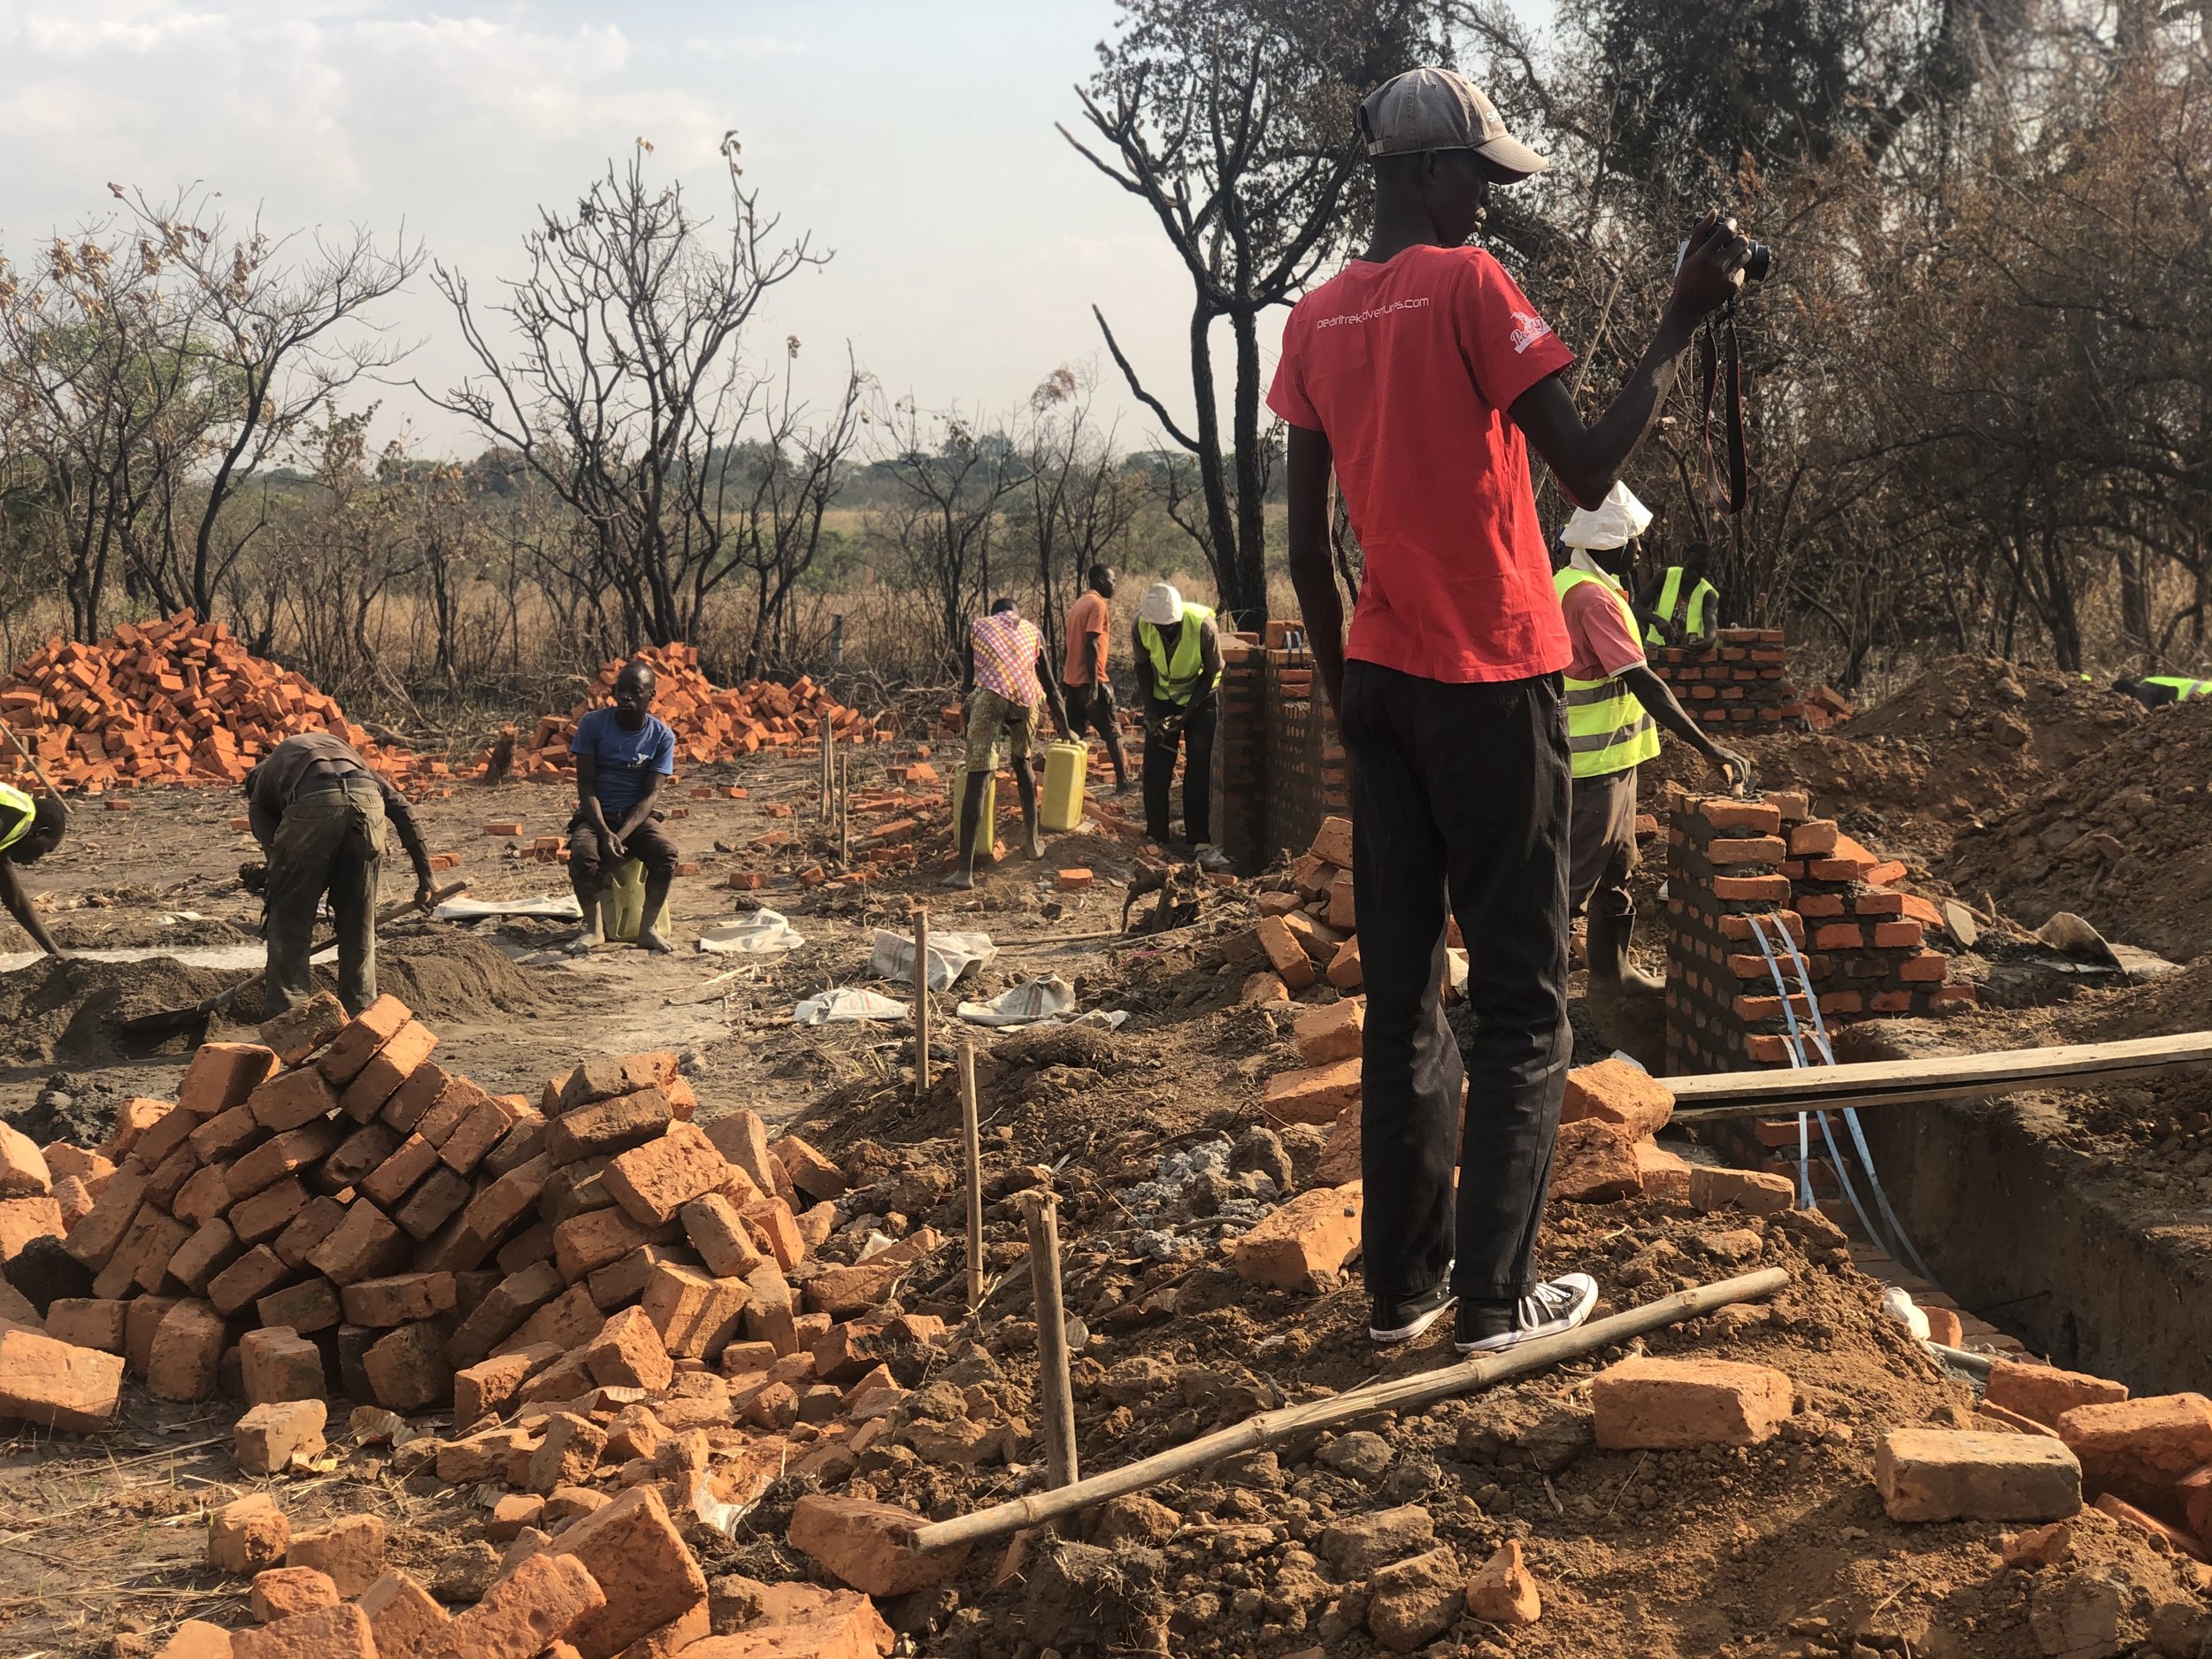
top-left (793, 987), bottom-right (910, 1025)
top-left (434, 895), bottom-right (583, 921)
top-left (696, 910), bottom-right (804, 956)
top-left (871, 926), bottom-right (995, 991)
top-left (956, 977), bottom-right (1077, 1027)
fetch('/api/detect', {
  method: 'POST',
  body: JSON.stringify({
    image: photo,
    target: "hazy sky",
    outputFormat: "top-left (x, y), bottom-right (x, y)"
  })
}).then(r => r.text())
top-left (0, 1), bottom-right (1548, 458)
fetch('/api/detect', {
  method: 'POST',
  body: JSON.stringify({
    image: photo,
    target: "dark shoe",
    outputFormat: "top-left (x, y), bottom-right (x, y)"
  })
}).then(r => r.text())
top-left (1369, 1283), bottom-right (1455, 1345)
top-left (1586, 907), bottom-right (1665, 996)
top-left (1455, 1272), bottom-right (1599, 1355)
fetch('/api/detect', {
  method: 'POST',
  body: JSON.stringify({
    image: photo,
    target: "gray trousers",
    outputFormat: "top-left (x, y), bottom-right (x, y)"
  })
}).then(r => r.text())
top-left (265, 776), bottom-right (385, 1016)
top-left (1568, 768), bottom-right (1639, 925)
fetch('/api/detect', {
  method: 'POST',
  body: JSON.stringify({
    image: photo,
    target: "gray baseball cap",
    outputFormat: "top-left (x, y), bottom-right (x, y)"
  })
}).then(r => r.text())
top-left (1358, 66), bottom-right (1548, 179)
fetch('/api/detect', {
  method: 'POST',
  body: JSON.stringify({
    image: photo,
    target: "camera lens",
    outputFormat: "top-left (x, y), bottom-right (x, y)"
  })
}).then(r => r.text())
top-left (1743, 242), bottom-right (1773, 283)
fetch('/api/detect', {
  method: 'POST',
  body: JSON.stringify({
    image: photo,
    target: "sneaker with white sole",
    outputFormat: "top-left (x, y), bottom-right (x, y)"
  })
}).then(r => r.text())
top-left (1368, 1283), bottom-right (1455, 1345)
top-left (1455, 1272), bottom-right (1600, 1354)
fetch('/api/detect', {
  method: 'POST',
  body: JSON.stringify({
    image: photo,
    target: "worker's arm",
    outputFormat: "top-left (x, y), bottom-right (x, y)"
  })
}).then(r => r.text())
top-left (1083, 629), bottom-right (1103, 688)
top-left (959, 637), bottom-right (976, 700)
top-left (575, 753), bottom-right (616, 849)
top-left (1187, 621), bottom-right (1225, 718)
top-left (0, 860), bottom-right (61, 956)
top-left (1036, 655), bottom-right (1070, 738)
top-left (1510, 213), bottom-right (1749, 509)
top-left (1621, 665), bottom-right (1750, 788)
top-left (247, 780), bottom-right (280, 850)
top-left (1693, 588), bottom-right (1721, 645)
top-left (376, 781), bottom-right (438, 909)
top-left (614, 768), bottom-right (663, 842)
top-left (1285, 423), bottom-right (1347, 717)
top-left (1630, 572), bottom-right (1669, 645)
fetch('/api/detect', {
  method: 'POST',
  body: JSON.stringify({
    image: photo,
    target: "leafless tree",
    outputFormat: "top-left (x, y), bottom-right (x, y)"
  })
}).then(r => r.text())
top-left (428, 142), bottom-right (826, 648)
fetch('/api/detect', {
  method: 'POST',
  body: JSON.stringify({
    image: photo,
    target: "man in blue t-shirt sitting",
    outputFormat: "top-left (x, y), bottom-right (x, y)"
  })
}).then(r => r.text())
top-left (568, 658), bottom-right (680, 953)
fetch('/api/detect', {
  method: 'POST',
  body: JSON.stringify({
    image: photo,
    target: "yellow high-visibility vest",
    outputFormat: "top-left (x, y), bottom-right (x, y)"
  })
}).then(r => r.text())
top-left (1646, 565), bottom-right (1717, 647)
top-left (2144, 676), bottom-right (2210, 701)
top-left (1138, 603), bottom-right (1220, 706)
top-left (1557, 568), bottom-right (1661, 779)
top-left (0, 781), bottom-right (35, 856)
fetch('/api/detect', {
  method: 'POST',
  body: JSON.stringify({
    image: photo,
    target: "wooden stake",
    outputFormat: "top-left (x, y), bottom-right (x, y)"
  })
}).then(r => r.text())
top-left (960, 1041), bottom-right (984, 1312)
top-left (838, 737), bottom-right (850, 868)
top-left (910, 1266), bottom-right (1790, 1554)
top-left (1017, 1188), bottom-right (1080, 1495)
top-left (913, 906), bottom-right (932, 1099)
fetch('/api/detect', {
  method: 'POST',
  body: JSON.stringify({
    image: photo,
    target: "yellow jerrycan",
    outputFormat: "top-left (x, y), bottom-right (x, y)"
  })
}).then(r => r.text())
top-left (599, 856), bottom-right (662, 942)
top-left (949, 765), bottom-right (998, 856)
top-left (1041, 741), bottom-right (1087, 832)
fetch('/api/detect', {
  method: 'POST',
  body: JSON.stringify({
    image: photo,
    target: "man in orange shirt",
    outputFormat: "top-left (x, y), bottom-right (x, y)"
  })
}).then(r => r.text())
top-left (1061, 565), bottom-right (1130, 792)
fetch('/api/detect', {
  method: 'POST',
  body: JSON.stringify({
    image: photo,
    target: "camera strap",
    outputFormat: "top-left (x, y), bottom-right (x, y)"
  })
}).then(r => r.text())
top-left (1698, 301), bottom-right (1748, 515)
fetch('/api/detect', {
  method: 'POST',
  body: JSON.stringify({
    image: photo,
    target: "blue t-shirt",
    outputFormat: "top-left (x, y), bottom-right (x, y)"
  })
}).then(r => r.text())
top-left (572, 707), bottom-right (675, 817)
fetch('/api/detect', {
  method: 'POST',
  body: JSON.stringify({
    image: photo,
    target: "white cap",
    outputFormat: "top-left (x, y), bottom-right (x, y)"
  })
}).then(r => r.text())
top-left (1140, 582), bottom-right (1184, 626)
top-left (1559, 482), bottom-right (1653, 551)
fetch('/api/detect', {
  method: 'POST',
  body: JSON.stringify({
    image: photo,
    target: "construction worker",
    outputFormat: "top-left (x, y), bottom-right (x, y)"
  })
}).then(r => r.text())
top-left (1557, 487), bottom-right (1748, 1015)
top-left (246, 732), bottom-right (435, 1016)
top-left (947, 598), bottom-right (1068, 890)
top-left (1061, 565), bottom-right (1131, 793)
top-left (568, 659), bottom-right (680, 954)
top-left (0, 782), bottom-right (67, 956)
top-left (2115, 674), bottom-right (2210, 709)
top-left (1133, 581), bottom-right (1225, 867)
top-left (1638, 539), bottom-right (1720, 649)
top-left (1274, 65), bottom-right (1751, 1355)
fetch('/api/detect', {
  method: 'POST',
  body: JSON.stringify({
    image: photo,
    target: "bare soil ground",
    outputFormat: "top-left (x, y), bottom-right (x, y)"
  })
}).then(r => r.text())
top-left (4, 676), bottom-right (2212, 1659)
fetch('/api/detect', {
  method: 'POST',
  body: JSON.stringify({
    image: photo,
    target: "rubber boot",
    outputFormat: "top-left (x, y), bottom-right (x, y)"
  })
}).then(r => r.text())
top-left (941, 772), bottom-right (987, 889)
top-left (1015, 766), bottom-right (1044, 860)
top-left (1586, 906), bottom-right (1664, 996)
top-left (1584, 904), bottom-right (1664, 1070)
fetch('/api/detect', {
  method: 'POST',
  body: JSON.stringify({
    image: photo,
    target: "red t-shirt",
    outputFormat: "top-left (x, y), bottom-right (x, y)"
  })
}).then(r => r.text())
top-left (1268, 245), bottom-right (1575, 684)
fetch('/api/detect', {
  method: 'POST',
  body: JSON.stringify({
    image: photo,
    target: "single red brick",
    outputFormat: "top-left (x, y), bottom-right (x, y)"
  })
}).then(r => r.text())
top-left (548, 1486), bottom-right (708, 1655)
top-left (231, 1123), bottom-right (342, 1200)
top-left (305, 1201), bottom-right (409, 1285)
top-left (240, 1325), bottom-right (326, 1404)
top-left (1899, 950), bottom-right (1949, 983)
top-left (441, 1549), bottom-right (605, 1655)
top-left (247, 1068), bottom-right (339, 1134)
top-left (316, 995), bottom-right (414, 1086)
top-left (210, 1494), bottom-right (290, 1574)
top-left (1696, 800), bottom-right (1780, 833)
top-left (1871, 991), bottom-right (1913, 1012)
top-left (1786, 820), bottom-right (1839, 856)
top-left (787, 1494), bottom-right (969, 1598)
top-left (188, 1104), bottom-right (265, 1164)
top-left (1712, 875), bottom-right (1791, 902)
top-left (0, 1323), bottom-right (125, 1431)
top-left (362, 1321), bottom-right (453, 1413)
top-left (147, 1299), bottom-right (227, 1402)
top-left (1594, 1356), bottom-right (1794, 1448)
top-left (286, 1512), bottom-right (387, 1597)
top-left (1706, 835), bottom-right (1786, 865)
top-left (1813, 924), bottom-right (1864, 950)
top-left (179, 1043), bottom-right (280, 1119)
top-left (1872, 920), bottom-right (1924, 949)
top-left (380, 1062), bottom-right (450, 1135)
top-left (250, 1565), bottom-right (340, 1624)
top-left (235, 1399), bottom-right (327, 1474)
top-left (272, 1195), bottom-right (349, 1269)
top-left (416, 1073), bottom-right (495, 1148)
top-left (438, 1099), bottom-right (512, 1175)
top-left (336, 1020), bottom-right (438, 1122)
top-left (357, 1569), bottom-right (449, 1659)
top-left (230, 1177), bottom-right (311, 1245)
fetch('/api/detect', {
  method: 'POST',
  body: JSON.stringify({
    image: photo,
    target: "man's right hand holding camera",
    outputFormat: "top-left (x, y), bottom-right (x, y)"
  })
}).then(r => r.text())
top-left (1668, 209), bottom-right (1755, 326)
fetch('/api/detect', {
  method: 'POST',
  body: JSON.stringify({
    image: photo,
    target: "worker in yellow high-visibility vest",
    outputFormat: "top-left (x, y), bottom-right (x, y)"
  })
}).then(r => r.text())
top-left (2115, 674), bottom-right (2211, 710)
top-left (0, 780), bottom-right (68, 956)
top-left (1557, 488), bottom-right (1747, 1002)
top-left (1636, 539), bottom-right (1721, 649)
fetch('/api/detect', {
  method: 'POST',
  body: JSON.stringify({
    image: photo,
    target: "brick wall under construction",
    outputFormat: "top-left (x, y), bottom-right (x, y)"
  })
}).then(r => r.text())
top-left (1649, 626), bottom-right (1801, 733)
top-left (1663, 790), bottom-right (1977, 1075)
top-left (1214, 636), bottom-right (1351, 877)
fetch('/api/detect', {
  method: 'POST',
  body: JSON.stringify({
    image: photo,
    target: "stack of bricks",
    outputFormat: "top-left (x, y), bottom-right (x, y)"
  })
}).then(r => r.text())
top-left (0, 611), bottom-right (432, 792)
top-left (1210, 632), bottom-right (1267, 874)
top-left (1647, 626), bottom-right (1801, 732)
top-left (10, 992), bottom-right (935, 1432)
top-left (1663, 790), bottom-right (1976, 1074)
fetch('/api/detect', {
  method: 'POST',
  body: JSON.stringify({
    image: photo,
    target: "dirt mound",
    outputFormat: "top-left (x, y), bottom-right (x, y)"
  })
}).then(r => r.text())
top-left (1647, 656), bottom-right (2143, 866)
top-left (1947, 699), bottom-right (2212, 960)
top-left (0, 932), bottom-right (549, 1070)
top-left (0, 1071), bottom-right (132, 1145)
top-left (0, 955), bottom-right (238, 1066)
top-left (235, 931), bottom-right (555, 1025)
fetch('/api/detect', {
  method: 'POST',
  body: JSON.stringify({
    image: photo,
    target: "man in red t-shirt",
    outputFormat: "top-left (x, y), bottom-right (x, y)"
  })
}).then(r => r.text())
top-left (1271, 65), bottom-right (1751, 1356)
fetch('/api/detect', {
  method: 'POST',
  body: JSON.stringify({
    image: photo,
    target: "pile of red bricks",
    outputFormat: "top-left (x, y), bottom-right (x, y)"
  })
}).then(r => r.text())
top-left (1663, 790), bottom-right (1975, 1073)
top-left (508, 642), bottom-right (888, 781)
top-left (1647, 627), bottom-right (1801, 733)
top-left (0, 611), bottom-right (433, 792)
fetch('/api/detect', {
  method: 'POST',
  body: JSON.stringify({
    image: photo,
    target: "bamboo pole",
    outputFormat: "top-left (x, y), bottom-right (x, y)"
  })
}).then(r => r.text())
top-left (910, 1267), bottom-right (1790, 1554)
top-left (1665, 1031), bottom-right (2212, 1125)
top-left (913, 906), bottom-right (932, 1099)
top-left (839, 737), bottom-right (851, 868)
top-left (960, 1041), bottom-right (984, 1312)
top-left (1018, 1189), bottom-right (1079, 1497)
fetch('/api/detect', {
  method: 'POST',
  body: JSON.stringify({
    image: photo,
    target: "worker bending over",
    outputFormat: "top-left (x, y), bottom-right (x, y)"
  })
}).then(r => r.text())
top-left (1062, 565), bottom-right (1131, 792)
top-left (1277, 66), bottom-right (1751, 1355)
top-left (948, 598), bottom-right (1067, 890)
top-left (246, 732), bottom-right (435, 1015)
top-left (1133, 582), bottom-right (1225, 867)
top-left (1557, 487), bottom-right (1747, 1017)
top-left (569, 659), bottom-right (680, 954)
top-left (0, 782), bottom-right (67, 956)
top-left (1637, 539), bottom-right (1720, 649)
top-left (2115, 674), bottom-right (2209, 710)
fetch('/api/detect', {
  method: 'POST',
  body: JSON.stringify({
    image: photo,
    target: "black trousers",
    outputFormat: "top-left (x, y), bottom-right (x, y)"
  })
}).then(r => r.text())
top-left (1141, 699), bottom-right (1214, 845)
top-left (1062, 680), bottom-right (1129, 785)
top-left (1341, 661), bottom-right (1572, 1304)
top-left (566, 812), bottom-right (680, 884)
